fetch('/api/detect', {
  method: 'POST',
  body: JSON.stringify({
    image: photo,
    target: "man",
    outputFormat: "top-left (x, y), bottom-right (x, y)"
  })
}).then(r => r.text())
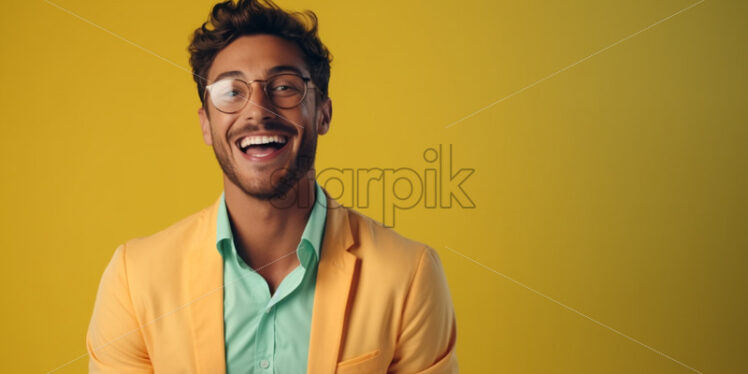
top-left (86, 0), bottom-right (458, 372)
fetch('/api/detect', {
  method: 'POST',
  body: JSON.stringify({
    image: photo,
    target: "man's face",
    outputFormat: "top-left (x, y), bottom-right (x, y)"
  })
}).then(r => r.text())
top-left (198, 34), bottom-right (331, 200)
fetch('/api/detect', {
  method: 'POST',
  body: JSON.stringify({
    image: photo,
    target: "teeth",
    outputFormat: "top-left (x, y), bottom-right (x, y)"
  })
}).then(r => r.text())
top-left (239, 135), bottom-right (288, 149)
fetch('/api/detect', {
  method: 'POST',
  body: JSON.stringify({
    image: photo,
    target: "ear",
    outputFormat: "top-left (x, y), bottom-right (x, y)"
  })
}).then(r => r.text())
top-left (316, 97), bottom-right (332, 135)
top-left (198, 106), bottom-right (213, 145)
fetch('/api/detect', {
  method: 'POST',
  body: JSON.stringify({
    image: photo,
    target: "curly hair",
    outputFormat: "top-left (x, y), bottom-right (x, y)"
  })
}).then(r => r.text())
top-left (188, 0), bottom-right (332, 105)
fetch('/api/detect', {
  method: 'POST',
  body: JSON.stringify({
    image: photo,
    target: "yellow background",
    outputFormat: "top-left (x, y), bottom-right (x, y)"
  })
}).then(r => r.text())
top-left (1, 0), bottom-right (746, 372)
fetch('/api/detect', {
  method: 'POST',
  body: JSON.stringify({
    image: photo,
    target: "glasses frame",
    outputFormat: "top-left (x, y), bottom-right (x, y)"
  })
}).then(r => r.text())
top-left (204, 73), bottom-right (316, 113)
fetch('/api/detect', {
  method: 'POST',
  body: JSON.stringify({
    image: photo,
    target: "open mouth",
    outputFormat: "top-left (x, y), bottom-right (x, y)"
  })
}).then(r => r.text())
top-left (236, 134), bottom-right (289, 158)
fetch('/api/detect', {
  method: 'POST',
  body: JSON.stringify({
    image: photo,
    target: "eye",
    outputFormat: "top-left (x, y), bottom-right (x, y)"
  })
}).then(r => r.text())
top-left (268, 75), bottom-right (304, 95)
top-left (217, 89), bottom-right (244, 102)
top-left (211, 80), bottom-right (248, 103)
top-left (270, 83), bottom-right (297, 92)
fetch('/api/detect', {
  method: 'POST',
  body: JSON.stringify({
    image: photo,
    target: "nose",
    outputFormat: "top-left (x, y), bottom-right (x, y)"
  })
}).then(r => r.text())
top-left (243, 81), bottom-right (277, 121)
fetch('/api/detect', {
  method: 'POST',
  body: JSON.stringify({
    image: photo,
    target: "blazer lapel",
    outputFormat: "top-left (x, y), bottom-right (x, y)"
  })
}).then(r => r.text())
top-left (187, 198), bottom-right (227, 374)
top-left (307, 193), bottom-right (358, 373)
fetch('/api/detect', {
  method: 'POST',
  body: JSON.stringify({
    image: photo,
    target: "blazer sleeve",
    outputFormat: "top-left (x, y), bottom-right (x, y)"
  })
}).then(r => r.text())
top-left (86, 244), bottom-right (153, 373)
top-left (388, 246), bottom-right (459, 373)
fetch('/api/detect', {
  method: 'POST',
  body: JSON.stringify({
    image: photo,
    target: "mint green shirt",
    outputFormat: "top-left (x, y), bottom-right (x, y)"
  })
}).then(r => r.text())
top-left (216, 182), bottom-right (327, 373)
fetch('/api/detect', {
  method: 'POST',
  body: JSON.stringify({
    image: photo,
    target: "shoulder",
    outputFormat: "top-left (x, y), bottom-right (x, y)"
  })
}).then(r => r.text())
top-left (343, 207), bottom-right (445, 292)
top-left (346, 208), bottom-right (428, 262)
top-left (117, 198), bottom-right (219, 274)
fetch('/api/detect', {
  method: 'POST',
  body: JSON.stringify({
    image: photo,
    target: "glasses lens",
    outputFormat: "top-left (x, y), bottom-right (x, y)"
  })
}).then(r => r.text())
top-left (209, 79), bottom-right (249, 113)
top-left (267, 74), bottom-right (306, 108)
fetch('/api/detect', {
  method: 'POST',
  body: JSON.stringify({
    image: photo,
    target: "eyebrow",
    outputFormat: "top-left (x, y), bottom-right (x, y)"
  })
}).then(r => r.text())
top-left (211, 65), bottom-right (307, 83)
top-left (212, 70), bottom-right (244, 82)
top-left (268, 65), bottom-right (305, 76)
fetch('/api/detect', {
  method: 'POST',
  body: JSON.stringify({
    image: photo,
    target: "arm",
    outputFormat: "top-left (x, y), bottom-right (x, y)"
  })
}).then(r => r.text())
top-left (86, 244), bottom-right (153, 373)
top-left (389, 246), bottom-right (459, 373)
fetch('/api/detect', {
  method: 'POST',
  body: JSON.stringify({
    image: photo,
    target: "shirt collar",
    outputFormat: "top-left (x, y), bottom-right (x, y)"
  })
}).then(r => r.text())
top-left (216, 181), bottom-right (327, 265)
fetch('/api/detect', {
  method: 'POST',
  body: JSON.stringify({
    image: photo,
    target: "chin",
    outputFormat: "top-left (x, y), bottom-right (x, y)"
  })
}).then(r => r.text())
top-left (235, 171), bottom-right (300, 201)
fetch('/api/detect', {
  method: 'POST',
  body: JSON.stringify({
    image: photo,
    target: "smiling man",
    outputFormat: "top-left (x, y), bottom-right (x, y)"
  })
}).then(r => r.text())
top-left (85, 0), bottom-right (457, 373)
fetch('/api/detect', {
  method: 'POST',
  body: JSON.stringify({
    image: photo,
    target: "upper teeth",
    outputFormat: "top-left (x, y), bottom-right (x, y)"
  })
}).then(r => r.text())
top-left (239, 135), bottom-right (287, 149)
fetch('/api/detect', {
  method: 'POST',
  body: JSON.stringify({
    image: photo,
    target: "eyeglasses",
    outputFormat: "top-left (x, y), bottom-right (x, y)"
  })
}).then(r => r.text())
top-left (204, 73), bottom-right (315, 113)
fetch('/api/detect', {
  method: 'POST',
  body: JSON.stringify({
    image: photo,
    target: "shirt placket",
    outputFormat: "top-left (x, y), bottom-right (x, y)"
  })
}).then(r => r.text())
top-left (254, 302), bottom-right (276, 372)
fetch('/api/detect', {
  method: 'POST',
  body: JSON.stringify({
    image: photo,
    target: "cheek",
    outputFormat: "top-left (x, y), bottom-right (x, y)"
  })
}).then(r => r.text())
top-left (300, 98), bottom-right (318, 120)
top-left (213, 114), bottom-right (240, 140)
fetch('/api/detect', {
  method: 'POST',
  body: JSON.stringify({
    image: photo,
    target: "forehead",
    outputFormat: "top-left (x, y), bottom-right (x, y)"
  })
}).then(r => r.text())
top-left (207, 34), bottom-right (309, 82)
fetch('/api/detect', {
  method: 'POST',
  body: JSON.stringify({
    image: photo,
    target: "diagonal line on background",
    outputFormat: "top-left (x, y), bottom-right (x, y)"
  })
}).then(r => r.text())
top-left (444, 0), bottom-right (705, 129)
top-left (444, 245), bottom-right (703, 374)
top-left (42, 0), bottom-right (305, 130)
top-left (43, 0), bottom-right (196, 78)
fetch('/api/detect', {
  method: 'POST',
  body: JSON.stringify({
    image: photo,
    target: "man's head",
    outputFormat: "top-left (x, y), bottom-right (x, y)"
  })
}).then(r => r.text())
top-left (188, 0), bottom-right (332, 201)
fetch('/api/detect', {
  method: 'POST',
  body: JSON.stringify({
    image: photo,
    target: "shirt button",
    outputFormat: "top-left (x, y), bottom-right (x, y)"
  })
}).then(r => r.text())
top-left (265, 307), bottom-right (272, 314)
top-left (259, 359), bottom-right (270, 369)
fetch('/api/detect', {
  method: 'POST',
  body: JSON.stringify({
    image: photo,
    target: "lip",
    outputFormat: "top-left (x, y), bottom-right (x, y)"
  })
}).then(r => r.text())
top-left (234, 132), bottom-right (292, 162)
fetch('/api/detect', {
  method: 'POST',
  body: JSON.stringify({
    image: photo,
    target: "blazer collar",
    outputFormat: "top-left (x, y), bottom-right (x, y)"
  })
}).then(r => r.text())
top-left (187, 190), bottom-right (358, 374)
top-left (307, 190), bottom-right (358, 373)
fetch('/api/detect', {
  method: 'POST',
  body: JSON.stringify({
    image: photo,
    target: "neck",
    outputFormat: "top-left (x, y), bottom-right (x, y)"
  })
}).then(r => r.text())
top-left (223, 171), bottom-right (317, 270)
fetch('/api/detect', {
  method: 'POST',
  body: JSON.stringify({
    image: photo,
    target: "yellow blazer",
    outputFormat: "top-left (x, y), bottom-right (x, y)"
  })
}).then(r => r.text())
top-left (86, 192), bottom-right (458, 373)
